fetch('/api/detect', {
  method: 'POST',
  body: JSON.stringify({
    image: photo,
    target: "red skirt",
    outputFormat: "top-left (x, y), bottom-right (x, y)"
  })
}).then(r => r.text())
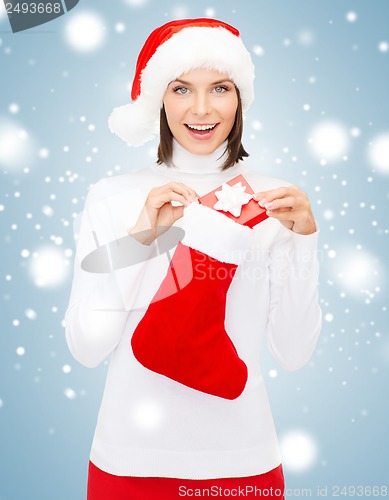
top-left (87, 461), bottom-right (285, 499)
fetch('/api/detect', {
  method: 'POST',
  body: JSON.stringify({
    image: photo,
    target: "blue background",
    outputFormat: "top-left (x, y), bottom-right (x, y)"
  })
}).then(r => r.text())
top-left (0, 1), bottom-right (388, 498)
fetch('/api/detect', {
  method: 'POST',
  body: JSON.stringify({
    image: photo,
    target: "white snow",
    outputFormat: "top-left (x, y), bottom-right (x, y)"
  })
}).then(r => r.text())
top-left (124, 0), bottom-right (149, 6)
top-left (279, 430), bottom-right (318, 472)
top-left (350, 127), bottom-right (361, 138)
top-left (29, 246), bottom-right (69, 288)
top-left (42, 206), bottom-right (54, 217)
top-left (171, 6), bottom-right (189, 19)
top-left (334, 247), bottom-right (383, 297)
top-left (39, 148), bottom-right (50, 159)
top-left (251, 120), bottom-right (263, 131)
top-left (115, 22), bottom-right (126, 33)
top-left (64, 388), bottom-right (77, 399)
top-left (25, 309), bottom-right (37, 320)
top-left (298, 30), bottom-right (315, 46)
top-left (205, 8), bottom-right (216, 17)
top-left (346, 12), bottom-right (358, 23)
top-left (308, 121), bottom-right (349, 162)
top-left (8, 103), bottom-right (19, 114)
top-left (253, 45), bottom-right (265, 57)
top-left (64, 12), bottom-right (106, 53)
top-left (367, 132), bottom-right (389, 174)
top-left (0, 120), bottom-right (35, 171)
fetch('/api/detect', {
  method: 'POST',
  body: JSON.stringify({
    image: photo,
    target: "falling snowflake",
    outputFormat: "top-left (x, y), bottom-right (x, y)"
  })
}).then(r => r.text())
top-left (0, 120), bottom-right (35, 171)
top-left (64, 388), bottom-right (77, 400)
top-left (308, 121), bottom-right (349, 163)
top-left (124, 0), bottom-right (149, 6)
top-left (280, 430), bottom-right (318, 472)
top-left (367, 133), bottom-right (389, 174)
top-left (28, 246), bottom-right (69, 288)
top-left (346, 11), bottom-right (358, 23)
top-left (253, 45), bottom-right (265, 57)
top-left (25, 309), bottom-right (37, 320)
top-left (334, 247), bottom-right (383, 297)
top-left (298, 30), bottom-right (315, 46)
top-left (64, 12), bottom-right (106, 53)
top-left (8, 103), bottom-right (20, 114)
top-left (115, 22), bottom-right (126, 33)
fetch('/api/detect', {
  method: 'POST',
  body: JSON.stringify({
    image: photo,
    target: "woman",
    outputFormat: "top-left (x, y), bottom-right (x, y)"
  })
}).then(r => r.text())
top-left (65, 18), bottom-right (322, 499)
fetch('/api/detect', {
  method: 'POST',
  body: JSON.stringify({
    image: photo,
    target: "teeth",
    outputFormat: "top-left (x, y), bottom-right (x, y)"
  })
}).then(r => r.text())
top-left (187, 124), bottom-right (216, 131)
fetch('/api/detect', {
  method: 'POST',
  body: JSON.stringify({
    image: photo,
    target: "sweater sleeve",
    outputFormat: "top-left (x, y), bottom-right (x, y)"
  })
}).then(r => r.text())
top-left (266, 223), bottom-right (322, 371)
top-left (64, 180), bottom-right (159, 368)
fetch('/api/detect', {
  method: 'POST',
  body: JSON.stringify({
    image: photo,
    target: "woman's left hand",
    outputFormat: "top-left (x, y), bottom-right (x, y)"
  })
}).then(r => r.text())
top-left (253, 186), bottom-right (317, 235)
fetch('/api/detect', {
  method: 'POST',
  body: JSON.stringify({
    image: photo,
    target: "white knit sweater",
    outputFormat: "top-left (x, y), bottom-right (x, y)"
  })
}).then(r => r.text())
top-left (65, 141), bottom-right (322, 479)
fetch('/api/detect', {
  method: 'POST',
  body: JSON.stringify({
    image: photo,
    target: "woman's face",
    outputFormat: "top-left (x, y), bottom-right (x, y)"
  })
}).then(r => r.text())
top-left (163, 68), bottom-right (238, 156)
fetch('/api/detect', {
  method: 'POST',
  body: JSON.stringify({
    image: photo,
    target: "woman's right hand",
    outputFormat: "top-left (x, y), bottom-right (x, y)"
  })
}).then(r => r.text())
top-left (128, 182), bottom-right (199, 245)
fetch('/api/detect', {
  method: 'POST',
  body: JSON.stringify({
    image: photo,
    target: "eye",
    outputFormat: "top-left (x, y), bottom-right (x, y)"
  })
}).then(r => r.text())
top-left (213, 85), bottom-right (229, 93)
top-left (173, 86), bottom-right (190, 95)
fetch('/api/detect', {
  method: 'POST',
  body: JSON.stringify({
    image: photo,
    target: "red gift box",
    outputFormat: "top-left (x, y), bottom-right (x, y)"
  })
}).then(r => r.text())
top-left (199, 174), bottom-right (268, 228)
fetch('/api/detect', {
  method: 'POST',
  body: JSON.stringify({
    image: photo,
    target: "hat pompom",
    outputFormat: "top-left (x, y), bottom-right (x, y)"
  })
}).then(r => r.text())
top-left (108, 98), bottom-right (159, 147)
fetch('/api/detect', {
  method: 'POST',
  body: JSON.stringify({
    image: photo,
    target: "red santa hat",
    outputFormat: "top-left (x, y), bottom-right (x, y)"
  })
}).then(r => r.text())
top-left (108, 18), bottom-right (255, 147)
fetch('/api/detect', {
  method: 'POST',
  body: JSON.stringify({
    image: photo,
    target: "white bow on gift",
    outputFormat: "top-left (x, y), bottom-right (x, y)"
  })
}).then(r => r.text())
top-left (213, 182), bottom-right (253, 217)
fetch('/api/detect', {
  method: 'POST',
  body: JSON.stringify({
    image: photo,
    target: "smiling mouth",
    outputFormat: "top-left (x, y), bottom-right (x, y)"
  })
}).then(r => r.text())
top-left (185, 123), bottom-right (218, 131)
top-left (184, 123), bottom-right (219, 137)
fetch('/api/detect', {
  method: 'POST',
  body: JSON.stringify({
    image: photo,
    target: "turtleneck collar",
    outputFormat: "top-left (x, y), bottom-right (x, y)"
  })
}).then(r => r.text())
top-left (169, 139), bottom-right (229, 174)
top-left (151, 139), bottom-right (248, 181)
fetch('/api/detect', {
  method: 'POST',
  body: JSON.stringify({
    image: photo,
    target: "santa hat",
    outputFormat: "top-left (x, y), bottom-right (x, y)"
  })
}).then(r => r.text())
top-left (108, 18), bottom-right (255, 147)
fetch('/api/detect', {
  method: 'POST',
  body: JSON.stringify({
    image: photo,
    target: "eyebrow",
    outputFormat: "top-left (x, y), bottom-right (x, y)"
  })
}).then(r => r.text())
top-left (171, 78), bottom-right (234, 86)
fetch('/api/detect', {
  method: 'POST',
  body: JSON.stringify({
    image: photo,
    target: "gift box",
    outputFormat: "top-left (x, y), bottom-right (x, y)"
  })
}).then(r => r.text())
top-left (199, 174), bottom-right (268, 228)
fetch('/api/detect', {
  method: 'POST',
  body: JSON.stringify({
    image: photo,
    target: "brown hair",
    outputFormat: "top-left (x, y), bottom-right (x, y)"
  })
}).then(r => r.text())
top-left (157, 86), bottom-right (249, 171)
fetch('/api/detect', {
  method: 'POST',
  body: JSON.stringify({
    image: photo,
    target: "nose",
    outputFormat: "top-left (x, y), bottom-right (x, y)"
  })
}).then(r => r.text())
top-left (191, 92), bottom-right (211, 117)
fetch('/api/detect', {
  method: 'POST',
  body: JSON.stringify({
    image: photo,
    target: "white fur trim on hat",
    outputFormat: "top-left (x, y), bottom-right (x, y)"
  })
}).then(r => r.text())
top-left (108, 97), bottom-right (159, 147)
top-left (108, 25), bottom-right (255, 147)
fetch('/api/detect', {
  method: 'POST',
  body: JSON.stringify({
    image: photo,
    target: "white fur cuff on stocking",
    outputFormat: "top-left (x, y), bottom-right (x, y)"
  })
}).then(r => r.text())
top-left (181, 202), bottom-right (254, 265)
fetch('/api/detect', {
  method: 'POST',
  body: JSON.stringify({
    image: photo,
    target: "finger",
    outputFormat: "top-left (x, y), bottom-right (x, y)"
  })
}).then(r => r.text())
top-left (148, 189), bottom-right (191, 208)
top-left (171, 205), bottom-right (185, 222)
top-left (268, 206), bottom-right (294, 214)
top-left (262, 196), bottom-right (296, 211)
top-left (254, 186), bottom-right (297, 206)
top-left (266, 209), bottom-right (296, 221)
top-left (164, 191), bottom-right (192, 207)
top-left (166, 182), bottom-right (199, 202)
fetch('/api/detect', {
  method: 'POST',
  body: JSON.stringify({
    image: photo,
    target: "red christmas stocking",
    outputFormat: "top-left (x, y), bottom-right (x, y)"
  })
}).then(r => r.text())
top-left (131, 202), bottom-right (254, 400)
